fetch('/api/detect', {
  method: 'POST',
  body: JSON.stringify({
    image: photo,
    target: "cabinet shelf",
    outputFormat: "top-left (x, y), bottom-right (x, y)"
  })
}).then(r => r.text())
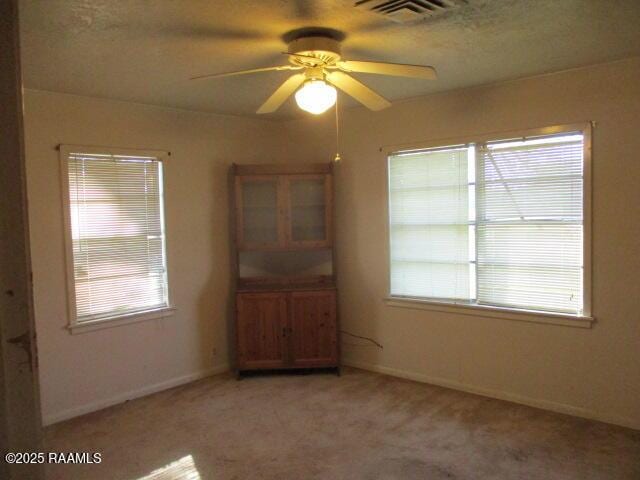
top-left (237, 276), bottom-right (335, 292)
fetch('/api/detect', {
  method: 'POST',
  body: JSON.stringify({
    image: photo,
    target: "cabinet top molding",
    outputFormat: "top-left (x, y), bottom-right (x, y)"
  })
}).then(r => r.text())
top-left (233, 163), bottom-right (333, 175)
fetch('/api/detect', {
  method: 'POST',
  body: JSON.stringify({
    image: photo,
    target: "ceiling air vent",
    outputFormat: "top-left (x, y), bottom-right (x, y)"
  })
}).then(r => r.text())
top-left (355, 0), bottom-right (462, 23)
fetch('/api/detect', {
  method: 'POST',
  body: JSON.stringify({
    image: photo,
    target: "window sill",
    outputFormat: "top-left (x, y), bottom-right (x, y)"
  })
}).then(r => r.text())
top-left (68, 307), bottom-right (176, 335)
top-left (384, 297), bottom-right (594, 329)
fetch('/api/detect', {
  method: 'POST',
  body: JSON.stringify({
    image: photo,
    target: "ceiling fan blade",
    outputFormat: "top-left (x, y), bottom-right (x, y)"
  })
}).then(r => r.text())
top-left (325, 71), bottom-right (391, 111)
top-left (190, 65), bottom-right (299, 81)
top-left (257, 73), bottom-right (307, 114)
top-left (337, 60), bottom-right (437, 80)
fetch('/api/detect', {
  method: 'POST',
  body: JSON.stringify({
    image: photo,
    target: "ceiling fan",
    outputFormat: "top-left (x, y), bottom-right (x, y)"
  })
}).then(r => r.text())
top-left (191, 33), bottom-right (437, 115)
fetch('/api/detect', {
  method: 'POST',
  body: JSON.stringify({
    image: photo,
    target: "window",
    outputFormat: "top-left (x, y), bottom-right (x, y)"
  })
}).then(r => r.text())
top-left (388, 126), bottom-right (590, 318)
top-left (389, 145), bottom-right (474, 301)
top-left (61, 146), bottom-right (171, 330)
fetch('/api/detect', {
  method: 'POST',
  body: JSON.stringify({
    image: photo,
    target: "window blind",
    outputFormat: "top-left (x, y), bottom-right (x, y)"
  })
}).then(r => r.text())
top-left (476, 134), bottom-right (584, 314)
top-left (66, 152), bottom-right (169, 322)
top-left (388, 147), bottom-right (472, 300)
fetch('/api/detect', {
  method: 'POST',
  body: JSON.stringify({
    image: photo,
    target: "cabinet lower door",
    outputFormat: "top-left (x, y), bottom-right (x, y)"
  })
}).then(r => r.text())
top-left (236, 293), bottom-right (288, 370)
top-left (289, 290), bottom-right (338, 367)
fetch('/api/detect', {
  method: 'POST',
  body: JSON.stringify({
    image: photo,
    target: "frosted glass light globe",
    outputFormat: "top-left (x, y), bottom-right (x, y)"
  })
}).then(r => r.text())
top-left (295, 80), bottom-right (337, 115)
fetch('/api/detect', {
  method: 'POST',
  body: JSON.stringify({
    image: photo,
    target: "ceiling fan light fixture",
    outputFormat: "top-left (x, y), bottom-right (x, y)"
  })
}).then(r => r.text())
top-left (294, 79), bottom-right (337, 115)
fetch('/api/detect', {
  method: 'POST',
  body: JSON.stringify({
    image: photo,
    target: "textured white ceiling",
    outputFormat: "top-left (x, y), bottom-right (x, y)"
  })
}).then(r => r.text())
top-left (19, 0), bottom-right (640, 119)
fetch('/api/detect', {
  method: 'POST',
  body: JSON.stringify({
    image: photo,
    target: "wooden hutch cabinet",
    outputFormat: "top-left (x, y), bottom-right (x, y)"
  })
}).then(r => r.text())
top-left (232, 163), bottom-right (339, 376)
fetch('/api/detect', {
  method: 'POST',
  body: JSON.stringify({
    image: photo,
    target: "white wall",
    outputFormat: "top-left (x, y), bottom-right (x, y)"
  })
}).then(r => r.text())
top-left (23, 90), bottom-right (284, 424)
top-left (283, 57), bottom-right (640, 429)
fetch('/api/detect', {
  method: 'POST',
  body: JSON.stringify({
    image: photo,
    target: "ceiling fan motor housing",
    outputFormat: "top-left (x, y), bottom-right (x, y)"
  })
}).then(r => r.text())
top-left (287, 36), bottom-right (342, 67)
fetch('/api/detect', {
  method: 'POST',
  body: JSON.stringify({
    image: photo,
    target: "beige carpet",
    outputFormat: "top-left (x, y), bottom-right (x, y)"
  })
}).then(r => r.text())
top-left (45, 367), bottom-right (640, 480)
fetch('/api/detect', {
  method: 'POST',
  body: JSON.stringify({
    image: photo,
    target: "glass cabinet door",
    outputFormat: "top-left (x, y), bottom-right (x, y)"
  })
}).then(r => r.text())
top-left (286, 175), bottom-right (331, 247)
top-left (236, 177), bottom-right (282, 249)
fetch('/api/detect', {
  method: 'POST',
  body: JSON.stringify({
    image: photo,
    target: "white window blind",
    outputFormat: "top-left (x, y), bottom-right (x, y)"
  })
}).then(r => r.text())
top-left (65, 151), bottom-right (169, 323)
top-left (388, 147), bottom-right (472, 300)
top-left (387, 130), bottom-right (586, 317)
top-left (476, 134), bottom-right (584, 314)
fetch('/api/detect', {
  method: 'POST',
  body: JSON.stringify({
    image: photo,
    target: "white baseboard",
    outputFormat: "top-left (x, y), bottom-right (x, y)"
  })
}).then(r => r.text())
top-left (343, 359), bottom-right (640, 431)
top-left (43, 363), bottom-right (229, 426)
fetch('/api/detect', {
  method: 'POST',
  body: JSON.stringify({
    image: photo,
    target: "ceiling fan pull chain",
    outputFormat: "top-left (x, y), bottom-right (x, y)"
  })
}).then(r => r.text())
top-left (334, 95), bottom-right (341, 163)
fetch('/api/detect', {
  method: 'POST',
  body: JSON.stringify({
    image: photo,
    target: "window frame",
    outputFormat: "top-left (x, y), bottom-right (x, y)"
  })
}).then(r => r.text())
top-left (383, 123), bottom-right (593, 328)
top-left (59, 144), bottom-right (175, 334)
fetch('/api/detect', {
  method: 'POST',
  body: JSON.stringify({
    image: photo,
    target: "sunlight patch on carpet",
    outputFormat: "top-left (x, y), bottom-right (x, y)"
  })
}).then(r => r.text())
top-left (136, 455), bottom-right (201, 480)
